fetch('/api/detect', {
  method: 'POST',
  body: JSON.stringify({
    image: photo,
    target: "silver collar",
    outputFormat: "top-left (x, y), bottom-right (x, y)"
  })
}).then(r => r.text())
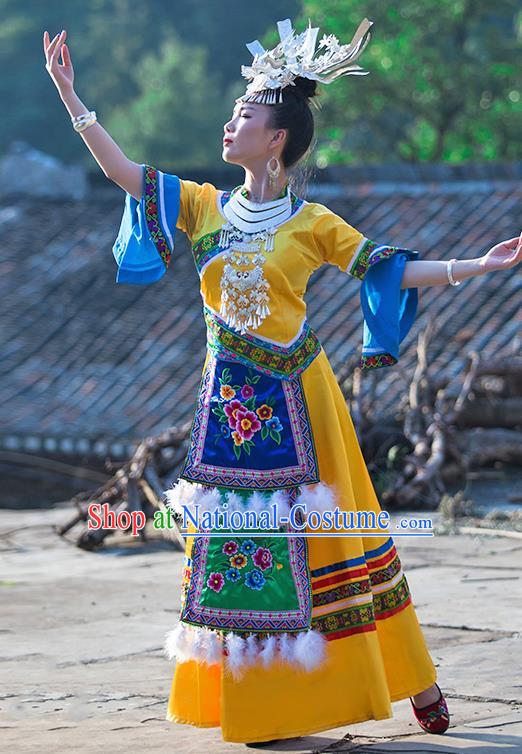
top-left (223, 185), bottom-right (292, 234)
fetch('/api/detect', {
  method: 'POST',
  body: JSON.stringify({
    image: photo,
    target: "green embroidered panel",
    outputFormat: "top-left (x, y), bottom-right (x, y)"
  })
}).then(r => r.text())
top-left (200, 531), bottom-right (300, 612)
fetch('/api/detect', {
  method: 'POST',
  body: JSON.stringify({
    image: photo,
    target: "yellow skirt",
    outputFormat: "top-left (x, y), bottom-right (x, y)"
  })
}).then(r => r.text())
top-left (166, 347), bottom-right (437, 743)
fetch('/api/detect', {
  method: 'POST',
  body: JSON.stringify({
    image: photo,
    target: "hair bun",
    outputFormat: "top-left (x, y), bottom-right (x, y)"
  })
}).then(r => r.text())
top-left (292, 76), bottom-right (318, 100)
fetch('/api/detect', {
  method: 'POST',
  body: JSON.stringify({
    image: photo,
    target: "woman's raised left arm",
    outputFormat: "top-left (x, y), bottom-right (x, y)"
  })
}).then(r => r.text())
top-left (400, 232), bottom-right (522, 289)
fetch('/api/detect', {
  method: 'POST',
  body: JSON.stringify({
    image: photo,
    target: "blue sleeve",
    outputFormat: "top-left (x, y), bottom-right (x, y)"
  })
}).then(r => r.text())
top-left (111, 164), bottom-right (181, 284)
top-left (359, 246), bottom-right (419, 369)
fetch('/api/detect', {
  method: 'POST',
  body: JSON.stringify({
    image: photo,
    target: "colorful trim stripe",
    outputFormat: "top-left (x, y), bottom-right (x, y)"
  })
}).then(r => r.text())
top-left (310, 537), bottom-right (412, 641)
top-left (360, 353), bottom-right (398, 369)
top-left (192, 228), bottom-right (223, 271)
top-left (204, 305), bottom-right (322, 381)
top-left (348, 239), bottom-right (411, 282)
top-left (347, 238), bottom-right (376, 280)
top-left (310, 537), bottom-right (395, 576)
top-left (143, 164), bottom-right (172, 270)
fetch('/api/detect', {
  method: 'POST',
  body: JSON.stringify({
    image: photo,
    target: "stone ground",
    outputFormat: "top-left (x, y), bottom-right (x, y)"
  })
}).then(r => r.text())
top-left (1, 506), bottom-right (521, 753)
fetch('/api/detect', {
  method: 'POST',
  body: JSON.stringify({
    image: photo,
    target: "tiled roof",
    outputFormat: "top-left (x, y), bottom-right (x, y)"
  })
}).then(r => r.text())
top-left (1, 163), bottom-right (520, 459)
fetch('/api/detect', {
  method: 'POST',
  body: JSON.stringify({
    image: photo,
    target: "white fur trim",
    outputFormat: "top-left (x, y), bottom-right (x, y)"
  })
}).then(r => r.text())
top-left (225, 633), bottom-right (246, 680)
top-left (277, 631), bottom-right (294, 662)
top-left (293, 629), bottom-right (328, 670)
top-left (163, 478), bottom-right (340, 526)
top-left (164, 621), bottom-right (194, 663)
top-left (259, 634), bottom-right (278, 667)
top-left (244, 634), bottom-right (259, 665)
top-left (164, 622), bottom-right (223, 666)
top-left (163, 478), bottom-right (293, 522)
top-left (206, 630), bottom-right (223, 665)
top-left (297, 481), bottom-right (339, 514)
top-left (164, 622), bottom-right (329, 676)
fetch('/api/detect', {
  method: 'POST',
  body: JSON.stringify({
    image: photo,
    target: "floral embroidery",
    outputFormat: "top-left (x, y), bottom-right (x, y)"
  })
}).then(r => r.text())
top-left (222, 540), bottom-right (238, 556)
top-left (252, 546), bottom-right (273, 571)
top-left (211, 366), bottom-right (283, 460)
top-left (180, 562), bottom-right (192, 608)
top-left (244, 569), bottom-right (266, 591)
top-left (220, 384), bottom-right (236, 400)
top-left (230, 553), bottom-right (248, 569)
top-left (202, 537), bottom-right (279, 594)
top-left (266, 416), bottom-right (283, 433)
top-left (241, 385), bottom-right (254, 399)
top-left (240, 539), bottom-right (257, 555)
top-left (207, 572), bottom-right (225, 592)
top-left (257, 405), bottom-right (273, 420)
top-left (179, 353), bottom-right (320, 489)
top-left (182, 528), bottom-right (309, 631)
top-left (225, 567), bottom-right (242, 583)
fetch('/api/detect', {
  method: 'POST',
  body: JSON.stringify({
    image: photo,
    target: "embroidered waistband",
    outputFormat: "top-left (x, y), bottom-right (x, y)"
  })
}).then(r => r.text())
top-left (203, 305), bottom-right (322, 381)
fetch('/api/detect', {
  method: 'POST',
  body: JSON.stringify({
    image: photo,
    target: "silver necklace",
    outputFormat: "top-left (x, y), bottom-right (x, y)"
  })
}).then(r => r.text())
top-left (218, 185), bottom-right (292, 333)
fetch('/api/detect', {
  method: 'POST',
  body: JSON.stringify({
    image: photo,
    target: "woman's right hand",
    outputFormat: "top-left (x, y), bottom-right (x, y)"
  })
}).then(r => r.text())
top-left (43, 29), bottom-right (74, 96)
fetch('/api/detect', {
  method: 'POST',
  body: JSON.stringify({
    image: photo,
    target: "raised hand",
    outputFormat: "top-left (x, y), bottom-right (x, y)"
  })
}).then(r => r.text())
top-left (43, 29), bottom-right (74, 95)
top-left (480, 231), bottom-right (522, 273)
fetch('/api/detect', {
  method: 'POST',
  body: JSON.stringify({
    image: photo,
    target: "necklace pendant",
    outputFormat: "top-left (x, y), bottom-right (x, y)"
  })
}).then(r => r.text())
top-left (264, 229), bottom-right (276, 252)
top-left (218, 186), bottom-right (292, 332)
top-left (218, 221), bottom-right (234, 249)
top-left (231, 239), bottom-right (260, 252)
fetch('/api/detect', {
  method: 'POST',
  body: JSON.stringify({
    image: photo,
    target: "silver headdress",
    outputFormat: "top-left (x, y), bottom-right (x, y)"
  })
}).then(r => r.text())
top-left (237, 17), bottom-right (374, 109)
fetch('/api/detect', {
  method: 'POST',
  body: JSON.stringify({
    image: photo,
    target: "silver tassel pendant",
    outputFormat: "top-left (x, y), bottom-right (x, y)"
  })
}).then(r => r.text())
top-left (216, 217), bottom-right (280, 333)
top-left (219, 222), bottom-right (234, 249)
top-left (264, 228), bottom-right (276, 252)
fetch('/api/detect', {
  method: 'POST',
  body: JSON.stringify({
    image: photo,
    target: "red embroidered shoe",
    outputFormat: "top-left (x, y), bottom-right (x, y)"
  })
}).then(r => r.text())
top-left (410, 682), bottom-right (450, 734)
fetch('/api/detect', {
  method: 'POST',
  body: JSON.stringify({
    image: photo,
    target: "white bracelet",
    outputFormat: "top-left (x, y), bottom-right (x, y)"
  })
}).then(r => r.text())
top-left (447, 258), bottom-right (461, 286)
top-left (72, 110), bottom-right (97, 132)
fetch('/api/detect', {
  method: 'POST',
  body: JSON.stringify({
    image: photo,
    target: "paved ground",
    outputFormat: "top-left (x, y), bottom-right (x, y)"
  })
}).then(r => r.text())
top-left (1, 506), bottom-right (521, 753)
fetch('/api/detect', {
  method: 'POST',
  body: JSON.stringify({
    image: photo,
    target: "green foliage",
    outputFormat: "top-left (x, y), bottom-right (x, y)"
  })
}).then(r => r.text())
top-left (1, 0), bottom-right (298, 170)
top-left (296, 0), bottom-right (521, 164)
top-left (1, 0), bottom-right (519, 169)
top-left (104, 38), bottom-right (224, 170)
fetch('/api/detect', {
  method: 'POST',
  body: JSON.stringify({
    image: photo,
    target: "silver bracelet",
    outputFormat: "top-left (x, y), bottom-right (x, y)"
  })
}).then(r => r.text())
top-left (447, 258), bottom-right (461, 286)
top-left (72, 110), bottom-right (97, 132)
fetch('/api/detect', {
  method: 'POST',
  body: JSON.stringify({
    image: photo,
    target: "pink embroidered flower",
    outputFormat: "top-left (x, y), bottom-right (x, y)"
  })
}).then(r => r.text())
top-left (224, 399), bottom-right (246, 428)
top-left (252, 547), bottom-right (272, 571)
top-left (235, 409), bottom-right (262, 440)
top-left (222, 540), bottom-right (238, 556)
top-left (240, 384), bottom-right (254, 400)
top-left (207, 572), bottom-right (224, 592)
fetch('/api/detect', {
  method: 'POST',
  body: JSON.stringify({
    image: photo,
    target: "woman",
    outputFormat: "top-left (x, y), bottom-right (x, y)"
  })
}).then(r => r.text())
top-left (44, 18), bottom-right (521, 747)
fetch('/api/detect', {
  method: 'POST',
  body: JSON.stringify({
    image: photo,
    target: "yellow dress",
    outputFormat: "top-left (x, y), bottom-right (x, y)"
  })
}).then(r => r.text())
top-left (113, 166), bottom-right (437, 743)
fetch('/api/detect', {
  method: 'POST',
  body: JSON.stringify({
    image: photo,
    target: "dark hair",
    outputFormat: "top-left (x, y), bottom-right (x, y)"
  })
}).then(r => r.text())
top-left (266, 76), bottom-right (320, 196)
top-left (267, 76), bottom-right (319, 169)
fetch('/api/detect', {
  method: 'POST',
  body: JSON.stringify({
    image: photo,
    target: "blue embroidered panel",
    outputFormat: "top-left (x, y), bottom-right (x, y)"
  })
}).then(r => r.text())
top-left (179, 354), bottom-right (320, 490)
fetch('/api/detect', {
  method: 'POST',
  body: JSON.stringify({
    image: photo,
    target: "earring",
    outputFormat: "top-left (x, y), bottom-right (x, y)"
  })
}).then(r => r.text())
top-left (267, 155), bottom-right (281, 191)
